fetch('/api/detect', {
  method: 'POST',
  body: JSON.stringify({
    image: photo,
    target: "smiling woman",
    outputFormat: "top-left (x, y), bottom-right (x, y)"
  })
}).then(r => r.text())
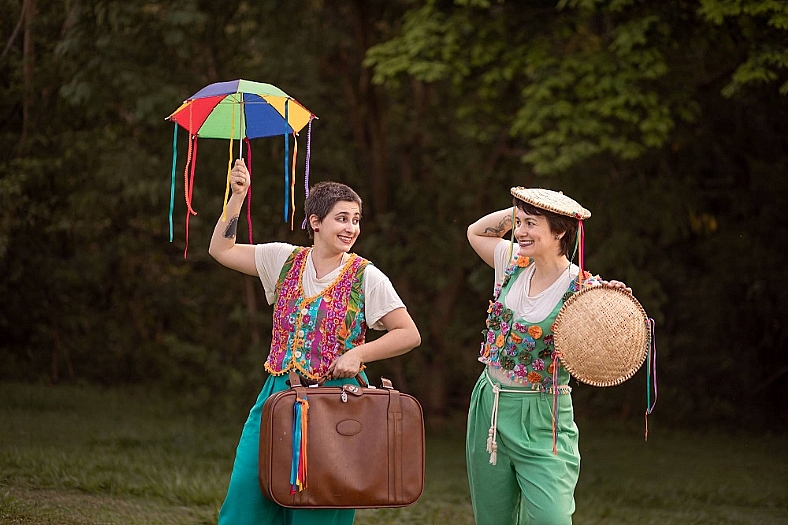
top-left (465, 187), bottom-right (629, 525)
top-left (206, 161), bottom-right (421, 525)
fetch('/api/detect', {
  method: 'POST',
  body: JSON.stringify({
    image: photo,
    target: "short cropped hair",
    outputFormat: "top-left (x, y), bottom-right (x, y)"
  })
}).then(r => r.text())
top-left (304, 182), bottom-right (363, 239)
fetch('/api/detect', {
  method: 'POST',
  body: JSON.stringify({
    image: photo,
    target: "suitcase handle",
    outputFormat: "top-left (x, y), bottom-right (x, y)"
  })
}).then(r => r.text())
top-left (288, 371), bottom-right (370, 389)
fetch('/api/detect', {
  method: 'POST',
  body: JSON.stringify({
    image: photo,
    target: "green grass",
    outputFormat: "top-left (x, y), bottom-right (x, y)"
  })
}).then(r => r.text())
top-left (0, 382), bottom-right (786, 524)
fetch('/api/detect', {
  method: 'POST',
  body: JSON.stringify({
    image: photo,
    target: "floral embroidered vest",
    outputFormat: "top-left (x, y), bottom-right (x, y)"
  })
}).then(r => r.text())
top-left (264, 247), bottom-right (369, 380)
top-left (479, 255), bottom-right (595, 392)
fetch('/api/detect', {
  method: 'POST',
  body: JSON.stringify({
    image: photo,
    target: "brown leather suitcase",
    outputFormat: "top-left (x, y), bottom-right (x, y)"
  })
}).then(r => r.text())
top-left (258, 373), bottom-right (425, 508)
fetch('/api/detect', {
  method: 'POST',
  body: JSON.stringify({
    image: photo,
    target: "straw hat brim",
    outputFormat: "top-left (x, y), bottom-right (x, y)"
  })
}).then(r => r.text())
top-left (510, 187), bottom-right (591, 220)
top-left (553, 285), bottom-right (650, 387)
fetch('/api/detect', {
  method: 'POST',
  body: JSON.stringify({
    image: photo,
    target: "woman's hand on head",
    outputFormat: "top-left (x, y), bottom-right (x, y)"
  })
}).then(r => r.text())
top-left (230, 159), bottom-right (250, 196)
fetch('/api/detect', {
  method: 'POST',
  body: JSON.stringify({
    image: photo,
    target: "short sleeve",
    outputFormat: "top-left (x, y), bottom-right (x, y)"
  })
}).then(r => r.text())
top-left (362, 264), bottom-right (406, 330)
top-left (255, 242), bottom-right (297, 304)
top-left (493, 239), bottom-right (518, 289)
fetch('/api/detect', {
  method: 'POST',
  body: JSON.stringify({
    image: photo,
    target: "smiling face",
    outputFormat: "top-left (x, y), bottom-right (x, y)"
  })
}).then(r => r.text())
top-left (512, 197), bottom-right (578, 258)
top-left (303, 181), bottom-right (363, 240)
top-left (513, 207), bottom-right (562, 258)
top-left (311, 200), bottom-right (361, 254)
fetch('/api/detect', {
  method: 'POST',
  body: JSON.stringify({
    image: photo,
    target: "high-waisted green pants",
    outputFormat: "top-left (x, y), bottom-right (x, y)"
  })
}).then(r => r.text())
top-left (466, 370), bottom-right (580, 525)
top-left (218, 373), bottom-right (365, 525)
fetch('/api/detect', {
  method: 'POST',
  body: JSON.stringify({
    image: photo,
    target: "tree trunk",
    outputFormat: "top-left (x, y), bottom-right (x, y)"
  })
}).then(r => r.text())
top-left (425, 267), bottom-right (466, 421)
top-left (19, 0), bottom-right (37, 156)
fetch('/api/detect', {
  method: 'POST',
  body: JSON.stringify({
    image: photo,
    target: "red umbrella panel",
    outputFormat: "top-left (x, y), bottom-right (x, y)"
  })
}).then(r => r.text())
top-left (166, 80), bottom-right (316, 256)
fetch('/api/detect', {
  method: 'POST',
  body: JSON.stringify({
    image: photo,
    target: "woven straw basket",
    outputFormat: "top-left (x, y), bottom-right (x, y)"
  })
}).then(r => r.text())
top-left (553, 285), bottom-right (650, 387)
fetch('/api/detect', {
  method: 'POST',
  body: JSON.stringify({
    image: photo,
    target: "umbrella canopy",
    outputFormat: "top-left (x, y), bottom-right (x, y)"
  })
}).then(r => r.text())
top-left (165, 79), bottom-right (316, 257)
top-left (166, 79), bottom-right (313, 139)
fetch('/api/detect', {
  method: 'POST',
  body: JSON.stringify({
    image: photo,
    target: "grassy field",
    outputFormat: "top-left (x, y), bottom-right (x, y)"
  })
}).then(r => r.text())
top-left (0, 382), bottom-right (786, 525)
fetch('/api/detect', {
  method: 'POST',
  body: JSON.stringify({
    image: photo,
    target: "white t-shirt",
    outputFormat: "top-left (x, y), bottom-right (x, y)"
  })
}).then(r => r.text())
top-left (493, 239), bottom-right (580, 324)
top-left (255, 242), bottom-right (406, 330)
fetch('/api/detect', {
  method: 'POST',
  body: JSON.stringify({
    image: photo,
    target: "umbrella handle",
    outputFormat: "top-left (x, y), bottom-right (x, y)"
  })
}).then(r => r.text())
top-left (239, 96), bottom-right (244, 161)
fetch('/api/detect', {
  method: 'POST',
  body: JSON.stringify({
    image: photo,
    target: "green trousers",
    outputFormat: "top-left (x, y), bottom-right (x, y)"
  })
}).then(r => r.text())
top-left (466, 371), bottom-right (580, 525)
top-left (218, 373), bottom-right (365, 525)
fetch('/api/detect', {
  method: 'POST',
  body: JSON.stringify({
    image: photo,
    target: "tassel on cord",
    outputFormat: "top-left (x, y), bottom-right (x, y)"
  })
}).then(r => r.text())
top-left (283, 99), bottom-right (290, 223)
top-left (169, 123), bottom-right (178, 242)
top-left (644, 318), bottom-right (658, 440)
top-left (301, 117), bottom-right (314, 230)
top-left (289, 132), bottom-right (298, 229)
top-left (222, 95), bottom-right (237, 222)
top-left (290, 395), bottom-right (309, 493)
top-left (244, 137), bottom-right (253, 243)
top-left (486, 383), bottom-right (501, 465)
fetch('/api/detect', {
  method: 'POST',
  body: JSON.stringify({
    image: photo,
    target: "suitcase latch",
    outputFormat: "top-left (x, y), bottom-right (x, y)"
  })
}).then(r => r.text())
top-left (342, 384), bottom-right (363, 398)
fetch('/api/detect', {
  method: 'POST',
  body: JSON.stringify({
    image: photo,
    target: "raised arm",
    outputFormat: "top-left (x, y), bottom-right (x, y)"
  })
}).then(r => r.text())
top-left (467, 207), bottom-right (513, 268)
top-left (208, 159), bottom-right (257, 276)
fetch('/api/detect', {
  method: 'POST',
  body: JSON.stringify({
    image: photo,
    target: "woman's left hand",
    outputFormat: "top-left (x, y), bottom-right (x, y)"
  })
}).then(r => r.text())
top-left (326, 348), bottom-right (364, 379)
top-left (602, 280), bottom-right (632, 293)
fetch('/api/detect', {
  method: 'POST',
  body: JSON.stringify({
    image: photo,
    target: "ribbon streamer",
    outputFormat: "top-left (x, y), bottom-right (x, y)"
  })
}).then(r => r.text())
top-left (576, 220), bottom-right (586, 289)
top-left (184, 136), bottom-right (199, 259)
top-left (283, 99), bottom-right (290, 222)
top-left (301, 117), bottom-right (314, 230)
top-left (290, 395), bottom-right (309, 493)
top-left (182, 104), bottom-right (198, 259)
top-left (244, 137), bottom-right (253, 243)
top-left (169, 123), bottom-right (178, 242)
top-left (552, 352), bottom-right (561, 455)
top-left (222, 95), bottom-right (237, 222)
top-left (290, 133), bottom-right (298, 229)
top-left (644, 318), bottom-right (658, 440)
top-left (507, 207), bottom-right (516, 262)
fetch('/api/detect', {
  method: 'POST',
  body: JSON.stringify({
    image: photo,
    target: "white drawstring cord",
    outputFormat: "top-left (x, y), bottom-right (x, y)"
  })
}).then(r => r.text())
top-left (484, 368), bottom-right (567, 465)
top-left (486, 383), bottom-right (501, 465)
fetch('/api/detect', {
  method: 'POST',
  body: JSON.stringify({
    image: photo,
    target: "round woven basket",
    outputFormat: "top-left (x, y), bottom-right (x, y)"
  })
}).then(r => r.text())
top-left (553, 285), bottom-right (650, 387)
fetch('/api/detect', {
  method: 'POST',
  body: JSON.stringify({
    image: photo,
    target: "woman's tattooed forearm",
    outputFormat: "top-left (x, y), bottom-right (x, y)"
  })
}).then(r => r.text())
top-left (224, 216), bottom-right (239, 238)
top-left (482, 215), bottom-right (511, 237)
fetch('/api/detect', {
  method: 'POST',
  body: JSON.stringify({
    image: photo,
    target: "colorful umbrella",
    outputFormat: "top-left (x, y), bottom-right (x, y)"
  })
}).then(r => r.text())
top-left (165, 79), bottom-right (316, 256)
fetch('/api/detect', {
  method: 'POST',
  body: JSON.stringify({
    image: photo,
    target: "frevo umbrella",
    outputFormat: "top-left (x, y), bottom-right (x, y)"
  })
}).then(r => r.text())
top-left (166, 79), bottom-right (316, 256)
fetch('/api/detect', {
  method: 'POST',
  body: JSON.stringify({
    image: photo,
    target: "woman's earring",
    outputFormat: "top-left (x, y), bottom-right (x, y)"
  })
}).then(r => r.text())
top-left (315, 227), bottom-right (320, 232)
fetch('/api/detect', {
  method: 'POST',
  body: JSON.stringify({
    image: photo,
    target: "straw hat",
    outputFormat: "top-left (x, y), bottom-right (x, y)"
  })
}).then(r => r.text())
top-left (553, 285), bottom-right (650, 387)
top-left (510, 187), bottom-right (591, 220)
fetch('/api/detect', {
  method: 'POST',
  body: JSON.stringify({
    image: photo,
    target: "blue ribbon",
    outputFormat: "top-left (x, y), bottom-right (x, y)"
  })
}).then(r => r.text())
top-left (169, 123), bottom-right (178, 242)
top-left (290, 397), bottom-right (303, 491)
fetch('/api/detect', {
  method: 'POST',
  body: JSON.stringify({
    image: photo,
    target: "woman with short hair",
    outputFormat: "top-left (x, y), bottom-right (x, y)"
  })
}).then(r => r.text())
top-left (209, 159), bottom-right (421, 525)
